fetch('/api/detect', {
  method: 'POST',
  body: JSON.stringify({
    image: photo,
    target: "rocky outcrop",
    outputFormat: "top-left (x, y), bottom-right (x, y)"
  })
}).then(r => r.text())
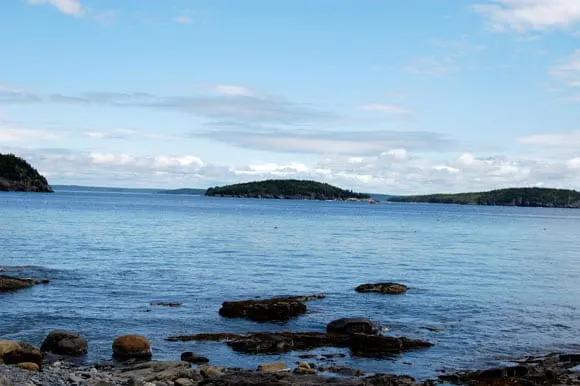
top-left (0, 340), bottom-right (42, 370)
top-left (355, 282), bottom-right (408, 294)
top-left (0, 275), bottom-right (49, 292)
top-left (112, 335), bottom-right (152, 361)
top-left (0, 154), bottom-right (52, 193)
top-left (327, 318), bottom-right (379, 335)
top-left (40, 330), bottom-right (88, 357)
top-left (219, 295), bottom-right (324, 322)
top-left (168, 331), bottom-right (432, 357)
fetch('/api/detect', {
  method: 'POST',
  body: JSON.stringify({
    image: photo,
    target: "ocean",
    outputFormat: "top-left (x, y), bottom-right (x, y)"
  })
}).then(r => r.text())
top-left (1, 187), bottom-right (579, 379)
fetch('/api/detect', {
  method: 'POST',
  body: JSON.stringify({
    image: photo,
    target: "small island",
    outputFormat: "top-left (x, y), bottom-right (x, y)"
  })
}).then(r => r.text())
top-left (0, 153), bottom-right (53, 192)
top-left (388, 187), bottom-right (580, 208)
top-left (205, 179), bottom-right (370, 201)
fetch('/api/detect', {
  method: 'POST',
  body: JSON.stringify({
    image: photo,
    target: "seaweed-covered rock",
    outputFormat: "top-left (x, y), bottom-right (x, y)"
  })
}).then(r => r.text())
top-left (0, 275), bottom-right (49, 292)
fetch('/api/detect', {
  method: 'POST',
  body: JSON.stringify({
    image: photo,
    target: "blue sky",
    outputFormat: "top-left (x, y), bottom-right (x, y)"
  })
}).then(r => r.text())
top-left (1, 0), bottom-right (580, 194)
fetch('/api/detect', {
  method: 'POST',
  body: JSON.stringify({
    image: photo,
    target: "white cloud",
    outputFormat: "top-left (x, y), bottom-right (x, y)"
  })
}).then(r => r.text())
top-left (175, 16), bottom-right (193, 24)
top-left (567, 157), bottom-right (580, 170)
top-left (360, 103), bottom-right (412, 115)
top-left (82, 128), bottom-right (182, 141)
top-left (212, 85), bottom-right (255, 97)
top-left (518, 130), bottom-right (580, 148)
top-left (0, 121), bottom-right (59, 142)
top-left (551, 50), bottom-right (580, 87)
top-left (27, 0), bottom-right (85, 17)
top-left (474, 0), bottom-right (580, 32)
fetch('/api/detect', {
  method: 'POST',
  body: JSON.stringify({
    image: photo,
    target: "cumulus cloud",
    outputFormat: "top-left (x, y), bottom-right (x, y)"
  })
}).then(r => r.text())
top-left (27, 0), bottom-right (85, 17)
top-left (474, 0), bottom-right (580, 32)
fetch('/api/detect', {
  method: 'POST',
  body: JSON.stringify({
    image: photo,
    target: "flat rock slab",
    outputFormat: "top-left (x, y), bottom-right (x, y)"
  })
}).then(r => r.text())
top-left (219, 295), bottom-right (325, 322)
top-left (168, 331), bottom-right (432, 357)
top-left (355, 282), bottom-right (408, 294)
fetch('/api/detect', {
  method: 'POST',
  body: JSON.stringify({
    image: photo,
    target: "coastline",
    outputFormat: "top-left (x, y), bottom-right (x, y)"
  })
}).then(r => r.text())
top-left (1, 349), bottom-right (580, 386)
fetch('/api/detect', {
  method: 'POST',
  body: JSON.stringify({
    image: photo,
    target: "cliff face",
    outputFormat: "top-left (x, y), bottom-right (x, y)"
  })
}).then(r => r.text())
top-left (0, 154), bottom-right (53, 193)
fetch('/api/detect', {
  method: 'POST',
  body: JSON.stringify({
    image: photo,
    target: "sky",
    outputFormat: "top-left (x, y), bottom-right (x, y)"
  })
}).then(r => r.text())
top-left (1, 0), bottom-right (580, 194)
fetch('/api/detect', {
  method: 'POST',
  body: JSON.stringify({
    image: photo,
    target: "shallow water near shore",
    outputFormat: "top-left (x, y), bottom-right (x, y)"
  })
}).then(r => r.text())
top-left (1, 188), bottom-right (580, 379)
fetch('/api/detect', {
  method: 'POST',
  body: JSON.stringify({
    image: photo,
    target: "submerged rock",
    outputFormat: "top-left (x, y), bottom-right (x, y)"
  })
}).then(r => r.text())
top-left (327, 318), bottom-right (379, 335)
top-left (112, 335), bottom-right (152, 361)
top-left (180, 351), bottom-right (210, 364)
top-left (0, 275), bottom-right (49, 292)
top-left (169, 331), bottom-right (432, 357)
top-left (41, 330), bottom-right (88, 357)
top-left (355, 282), bottom-right (408, 294)
top-left (218, 294), bottom-right (324, 322)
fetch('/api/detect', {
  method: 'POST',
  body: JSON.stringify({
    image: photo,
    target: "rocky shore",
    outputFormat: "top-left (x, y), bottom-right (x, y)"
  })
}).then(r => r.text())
top-left (2, 350), bottom-right (580, 386)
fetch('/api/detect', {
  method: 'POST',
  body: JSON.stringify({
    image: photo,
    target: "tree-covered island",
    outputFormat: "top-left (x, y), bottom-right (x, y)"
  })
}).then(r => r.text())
top-left (0, 153), bottom-right (53, 192)
top-left (205, 179), bottom-right (370, 201)
top-left (388, 187), bottom-right (580, 208)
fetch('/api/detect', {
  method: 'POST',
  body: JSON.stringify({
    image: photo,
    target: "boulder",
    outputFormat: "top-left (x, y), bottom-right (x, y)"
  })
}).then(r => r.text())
top-left (112, 335), bottom-right (152, 361)
top-left (0, 275), bottom-right (49, 292)
top-left (355, 282), bottom-right (408, 294)
top-left (327, 318), bottom-right (379, 335)
top-left (0, 340), bottom-right (42, 369)
top-left (41, 330), bottom-right (88, 356)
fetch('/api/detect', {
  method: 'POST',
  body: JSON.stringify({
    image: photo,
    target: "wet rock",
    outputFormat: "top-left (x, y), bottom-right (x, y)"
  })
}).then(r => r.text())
top-left (327, 318), bottom-right (379, 335)
top-left (297, 362), bottom-right (311, 370)
top-left (298, 354), bottom-right (318, 359)
top-left (0, 340), bottom-right (42, 369)
top-left (257, 362), bottom-right (289, 373)
top-left (355, 282), bottom-right (408, 294)
top-left (112, 335), bottom-right (152, 361)
top-left (203, 331), bottom-right (433, 357)
top-left (0, 275), bottom-right (49, 292)
top-left (364, 374), bottom-right (416, 386)
top-left (218, 295), bottom-right (320, 322)
top-left (180, 352), bottom-right (209, 364)
top-left (41, 330), bottom-right (88, 356)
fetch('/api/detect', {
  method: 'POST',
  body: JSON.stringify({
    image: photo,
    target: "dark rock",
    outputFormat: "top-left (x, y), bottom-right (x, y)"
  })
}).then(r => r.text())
top-left (327, 318), bottom-right (379, 335)
top-left (355, 283), bottom-right (408, 294)
top-left (319, 366), bottom-right (365, 376)
top-left (150, 302), bottom-right (183, 307)
top-left (180, 331), bottom-right (432, 357)
top-left (219, 295), bottom-right (324, 322)
top-left (181, 351), bottom-right (210, 364)
top-left (112, 335), bottom-right (152, 361)
top-left (0, 275), bottom-right (49, 292)
top-left (41, 330), bottom-right (88, 356)
top-left (364, 374), bottom-right (416, 386)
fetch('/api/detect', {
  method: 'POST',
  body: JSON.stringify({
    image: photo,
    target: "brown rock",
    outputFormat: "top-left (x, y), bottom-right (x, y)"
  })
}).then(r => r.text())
top-left (0, 275), bottom-right (48, 292)
top-left (355, 282), bottom-right (408, 294)
top-left (258, 361), bottom-right (289, 373)
top-left (219, 297), bottom-right (308, 322)
top-left (0, 340), bottom-right (42, 369)
top-left (16, 362), bottom-right (39, 371)
top-left (298, 362), bottom-right (311, 370)
top-left (112, 335), bottom-right (152, 361)
top-left (41, 330), bottom-right (88, 356)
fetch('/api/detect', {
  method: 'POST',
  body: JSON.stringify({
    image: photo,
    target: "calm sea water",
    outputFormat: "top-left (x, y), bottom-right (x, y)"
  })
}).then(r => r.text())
top-left (1, 189), bottom-right (580, 379)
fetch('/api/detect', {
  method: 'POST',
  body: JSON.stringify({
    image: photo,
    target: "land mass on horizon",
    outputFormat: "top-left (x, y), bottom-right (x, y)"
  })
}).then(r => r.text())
top-left (205, 179), bottom-right (371, 201)
top-left (388, 187), bottom-right (580, 208)
top-left (0, 153), bottom-right (53, 193)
